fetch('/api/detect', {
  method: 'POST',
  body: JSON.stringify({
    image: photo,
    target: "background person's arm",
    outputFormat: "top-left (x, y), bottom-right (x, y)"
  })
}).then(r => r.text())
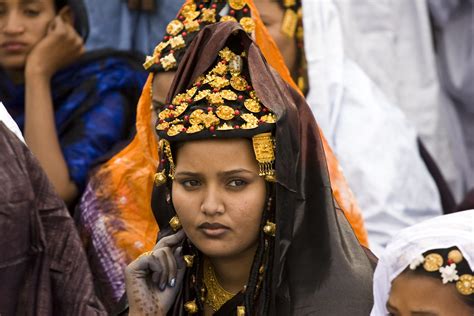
top-left (24, 14), bottom-right (83, 204)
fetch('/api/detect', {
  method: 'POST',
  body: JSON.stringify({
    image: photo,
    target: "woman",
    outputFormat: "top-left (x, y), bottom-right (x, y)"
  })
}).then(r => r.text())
top-left (77, 0), bottom-right (368, 310)
top-left (372, 210), bottom-right (474, 315)
top-left (125, 22), bottom-right (375, 315)
top-left (0, 0), bottom-right (147, 205)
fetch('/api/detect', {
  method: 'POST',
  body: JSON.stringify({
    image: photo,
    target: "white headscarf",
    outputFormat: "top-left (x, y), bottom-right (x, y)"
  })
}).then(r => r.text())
top-left (371, 210), bottom-right (474, 315)
top-left (0, 102), bottom-right (24, 143)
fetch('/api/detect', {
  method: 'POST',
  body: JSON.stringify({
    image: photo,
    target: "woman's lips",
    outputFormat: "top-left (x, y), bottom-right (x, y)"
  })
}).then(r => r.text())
top-left (198, 222), bottom-right (230, 237)
top-left (1, 42), bottom-right (27, 53)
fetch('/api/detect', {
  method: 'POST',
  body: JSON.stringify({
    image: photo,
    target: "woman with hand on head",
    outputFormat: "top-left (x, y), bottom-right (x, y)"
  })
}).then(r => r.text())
top-left (125, 21), bottom-right (375, 315)
top-left (372, 210), bottom-right (474, 316)
top-left (0, 0), bottom-right (146, 206)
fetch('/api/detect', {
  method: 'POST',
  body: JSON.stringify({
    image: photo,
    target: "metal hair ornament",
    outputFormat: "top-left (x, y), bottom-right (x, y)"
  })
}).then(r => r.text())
top-left (252, 133), bottom-right (276, 182)
top-left (409, 249), bottom-right (474, 296)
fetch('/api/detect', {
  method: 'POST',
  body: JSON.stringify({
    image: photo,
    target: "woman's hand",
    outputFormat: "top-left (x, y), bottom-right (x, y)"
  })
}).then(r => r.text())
top-left (125, 230), bottom-right (187, 316)
top-left (25, 15), bottom-right (84, 79)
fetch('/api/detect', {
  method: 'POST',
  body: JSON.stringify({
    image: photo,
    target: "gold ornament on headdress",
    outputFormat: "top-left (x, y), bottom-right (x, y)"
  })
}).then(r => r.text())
top-left (281, 9), bottom-right (298, 38)
top-left (423, 253), bottom-right (444, 272)
top-left (153, 171), bottom-right (167, 187)
top-left (456, 274), bottom-right (474, 296)
top-left (159, 139), bottom-right (175, 180)
top-left (239, 17), bottom-right (255, 33)
top-left (155, 47), bottom-right (277, 138)
top-left (252, 133), bottom-right (276, 182)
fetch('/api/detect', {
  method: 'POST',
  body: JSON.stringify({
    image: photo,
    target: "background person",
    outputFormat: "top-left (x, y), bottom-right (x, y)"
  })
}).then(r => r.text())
top-left (0, 0), bottom-right (147, 206)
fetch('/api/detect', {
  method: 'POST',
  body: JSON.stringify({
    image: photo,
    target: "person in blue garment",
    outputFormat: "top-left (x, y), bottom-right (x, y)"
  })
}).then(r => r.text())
top-left (0, 0), bottom-right (147, 207)
top-left (83, 0), bottom-right (182, 55)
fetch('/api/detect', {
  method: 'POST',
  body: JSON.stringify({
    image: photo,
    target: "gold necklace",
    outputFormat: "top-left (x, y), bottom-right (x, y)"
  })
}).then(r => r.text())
top-left (203, 260), bottom-right (237, 311)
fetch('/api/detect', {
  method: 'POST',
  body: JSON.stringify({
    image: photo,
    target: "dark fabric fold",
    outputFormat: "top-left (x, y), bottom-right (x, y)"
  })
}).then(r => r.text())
top-left (0, 123), bottom-right (106, 315)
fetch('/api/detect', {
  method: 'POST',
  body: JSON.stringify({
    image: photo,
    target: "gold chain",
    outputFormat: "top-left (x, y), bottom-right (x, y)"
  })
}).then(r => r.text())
top-left (203, 260), bottom-right (237, 311)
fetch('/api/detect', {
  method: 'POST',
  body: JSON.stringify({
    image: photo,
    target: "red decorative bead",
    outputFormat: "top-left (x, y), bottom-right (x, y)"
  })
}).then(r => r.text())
top-left (161, 159), bottom-right (166, 164)
top-left (258, 119), bottom-right (264, 125)
top-left (199, 4), bottom-right (204, 8)
top-left (168, 104), bottom-right (174, 110)
top-left (182, 31), bottom-right (187, 37)
top-left (164, 35), bottom-right (169, 41)
top-left (243, 8), bottom-right (249, 13)
top-left (211, 3), bottom-right (217, 8)
top-left (196, 82), bottom-right (202, 87)
top-left (229, 9), bottom-right (235, 15)
top-left (182, 127), bottom-right (187, 132)
top-left (184, 115), bottom-right (190, 121)
top-left (209, 126), bottom-right (215, 132)
top-left (186, 98), bottom-right (193, 103)
top-left (221, 60), bottom-right (228, 65)
top-left (234, 125), bottom-right (240, 129)
top-left (448, 259), bottom-right (454, 265)
top-left (213, 88), bottom-right (219, 93)
top-left (246, 85), bottom-right (252, 91)
top-left (262, 108), bottom-right (268, 113)
top-left (238, 95), bottom-right (244, 101)
top-left (169, 114), bottom-right (174, 118)
top-left (159, 119), bottom-right (164, 123)
top-left (179, 15), bottom-right (184, 20)
top-left (234, 110), bottom-right (240, 115)
top-left (207, 107), bottom-right (213, 112)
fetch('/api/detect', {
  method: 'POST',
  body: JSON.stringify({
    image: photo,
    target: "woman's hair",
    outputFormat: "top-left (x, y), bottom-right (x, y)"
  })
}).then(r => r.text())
top-left (54, 0), bottom-right (68, 11)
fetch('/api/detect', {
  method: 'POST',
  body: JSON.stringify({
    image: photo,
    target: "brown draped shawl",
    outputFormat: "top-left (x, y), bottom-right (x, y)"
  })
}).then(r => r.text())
top-left (151, 22), bottom-right (374, 315)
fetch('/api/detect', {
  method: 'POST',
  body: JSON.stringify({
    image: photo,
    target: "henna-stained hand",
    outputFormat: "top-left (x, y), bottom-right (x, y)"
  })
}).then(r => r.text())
top-left (125, 230), bottom-right (186, 316)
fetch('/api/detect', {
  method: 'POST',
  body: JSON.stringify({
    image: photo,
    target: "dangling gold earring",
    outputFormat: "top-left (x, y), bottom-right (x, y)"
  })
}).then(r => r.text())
top-left (169, 216), bottom-right (182, 231)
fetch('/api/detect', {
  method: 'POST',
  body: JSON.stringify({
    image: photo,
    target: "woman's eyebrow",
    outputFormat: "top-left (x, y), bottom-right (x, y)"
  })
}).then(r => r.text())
top-left (412, 312), bottom-right (438, 316)
top-left (218, 169), bottom-right (254, 177)
top-left (174, 171), bottom-right (201, 177)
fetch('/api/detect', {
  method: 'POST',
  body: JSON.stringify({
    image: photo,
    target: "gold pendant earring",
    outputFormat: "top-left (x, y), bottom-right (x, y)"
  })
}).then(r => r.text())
top-left (169, 216), bottom-right (182, 231)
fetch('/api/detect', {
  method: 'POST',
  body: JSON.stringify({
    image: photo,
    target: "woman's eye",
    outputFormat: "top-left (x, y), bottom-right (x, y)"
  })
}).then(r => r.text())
top-left (228, 179), bottom-right (247, 187)
top-left (23, 8), bottom-right (40, 16)
top-left (182, 180), bottom-right (200, 188)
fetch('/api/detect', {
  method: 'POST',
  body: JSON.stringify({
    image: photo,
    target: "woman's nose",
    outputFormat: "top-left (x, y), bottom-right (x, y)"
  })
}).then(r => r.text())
top-left (200, 187), bottom-right (225, 216)
top-left (1, 12), bottom-right (25, 35)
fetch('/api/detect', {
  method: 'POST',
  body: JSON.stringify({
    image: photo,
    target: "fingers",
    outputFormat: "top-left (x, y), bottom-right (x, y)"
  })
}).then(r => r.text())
top-left (127, 244), bottom-right (184, 291)
top-left (156, 229), bottom-right (186, 249)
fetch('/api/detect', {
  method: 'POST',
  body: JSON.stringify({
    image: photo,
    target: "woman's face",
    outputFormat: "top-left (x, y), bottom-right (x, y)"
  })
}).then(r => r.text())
top-left (254, 0), bottom-right (297, 75)
top-left (0, 0), bottom-right (55, 70)
top-left (172, 138), bottom-right (266, 260)
top-left (387, 271), bottom-right (473, 316)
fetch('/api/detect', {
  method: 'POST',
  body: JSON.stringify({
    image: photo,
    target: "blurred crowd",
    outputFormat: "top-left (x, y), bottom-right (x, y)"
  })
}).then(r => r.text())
top-left (0, 0), bottom-right (473, 315)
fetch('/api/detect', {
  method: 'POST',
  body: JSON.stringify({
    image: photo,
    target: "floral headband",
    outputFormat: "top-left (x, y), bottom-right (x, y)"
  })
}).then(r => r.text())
top-left (409, 247), bottom-right (474, 296)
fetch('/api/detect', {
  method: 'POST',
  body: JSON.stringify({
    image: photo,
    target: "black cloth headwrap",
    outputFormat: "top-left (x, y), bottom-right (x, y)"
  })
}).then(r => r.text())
top-left (152, 22), bottom-right (374, 315)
